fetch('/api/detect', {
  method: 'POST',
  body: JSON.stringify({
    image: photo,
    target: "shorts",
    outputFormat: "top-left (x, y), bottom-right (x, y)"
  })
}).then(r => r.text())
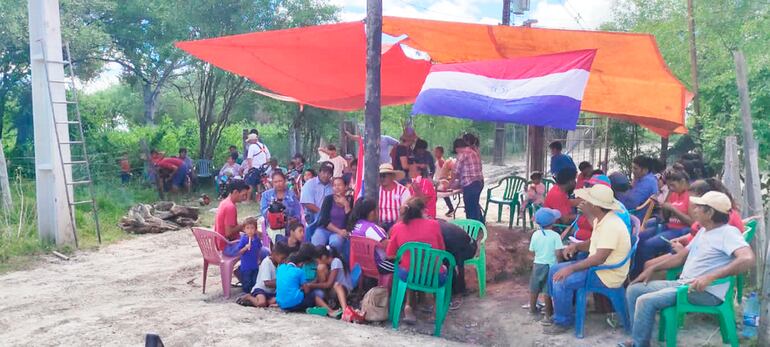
top-left (251, 288), bottom-right (276, 299)
top-left (529, 263), bottom-right (550, 295)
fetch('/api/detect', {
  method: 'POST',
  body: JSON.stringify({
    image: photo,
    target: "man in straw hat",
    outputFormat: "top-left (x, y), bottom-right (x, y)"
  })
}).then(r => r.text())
top-left (543, 184), bottom-right (632, 335)
top-left (619, 191), bottom-right (754, 347)
top-left (378, 163), bottom-right (411, 231)
top-left (245, 130), bottom-right (271, 172)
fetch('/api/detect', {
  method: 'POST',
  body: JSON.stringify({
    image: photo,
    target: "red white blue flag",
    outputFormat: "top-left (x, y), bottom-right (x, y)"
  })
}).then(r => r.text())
top-left (411, 50), bottom-right (596, 130)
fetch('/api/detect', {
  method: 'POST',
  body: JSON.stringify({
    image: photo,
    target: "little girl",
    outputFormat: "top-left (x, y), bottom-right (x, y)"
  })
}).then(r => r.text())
top-left (521, 171), bottom-right (546, 216)
top-left (225, 217), bottom-right (263, 293)
top-left (305, 245), bottom-right (352, 317)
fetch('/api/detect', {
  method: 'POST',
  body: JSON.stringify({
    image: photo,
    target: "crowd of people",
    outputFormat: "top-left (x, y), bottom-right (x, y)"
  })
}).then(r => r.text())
top-left (190, 126), bottom-right (753, 344)
top-left (208, 127), bottom-right (483, 323)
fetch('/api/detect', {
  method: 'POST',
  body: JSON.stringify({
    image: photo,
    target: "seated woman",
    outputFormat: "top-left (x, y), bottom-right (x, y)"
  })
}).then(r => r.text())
top-left (260, 171), bottom-right (301, 243)
top-left (642, 178), bottom-right (746, 272)
top-left (349, 198), bottom-right (394, 273)
top-left (217, 153), bottom-right (242, 197)
top-left (630, 166), bottom-right (693, 279)
top-left (385, 197), bottom-right (446, 324)
top-left (311, 177), bottom-right (353, 258)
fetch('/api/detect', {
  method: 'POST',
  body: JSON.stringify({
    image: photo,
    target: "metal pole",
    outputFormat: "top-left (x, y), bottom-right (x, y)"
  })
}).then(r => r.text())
top-left (364, 0), bottom-right (382, 202)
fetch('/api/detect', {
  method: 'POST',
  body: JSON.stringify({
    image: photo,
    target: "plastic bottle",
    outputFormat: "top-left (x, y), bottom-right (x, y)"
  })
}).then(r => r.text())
top-left (742, 292), bottom-right (759, 339)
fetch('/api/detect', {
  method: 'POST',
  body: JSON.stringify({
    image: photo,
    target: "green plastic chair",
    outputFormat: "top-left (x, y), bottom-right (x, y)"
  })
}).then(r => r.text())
top-left (450, 219), bottom-right (488, 298)
top-left (483, 175), bottom-right (527, 228)
top-left (521, 178), bottom-right (557, 229)
top-left (657, 276), bottom-right (738, 347)
top-left (543, 178), bottom-right (555, 193)
top-left (389, 242), bottom-right (456, 336)
top-left (737, 219), bottom-right (757, 303)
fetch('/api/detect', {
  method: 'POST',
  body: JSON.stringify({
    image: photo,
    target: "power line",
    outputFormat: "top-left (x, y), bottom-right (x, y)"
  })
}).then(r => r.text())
top-left (562, 2), bottom-right (587, 30)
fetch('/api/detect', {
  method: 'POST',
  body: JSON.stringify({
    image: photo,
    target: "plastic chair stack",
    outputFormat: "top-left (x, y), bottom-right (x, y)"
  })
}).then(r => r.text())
top-left (574, 232), bottom-right (639, 338)
top-left (190, 227), bottom-right (241, 298)
top-left (349, 236), bottom-right (393, 289)
top-left (483, 175), bottom-right (527, 229)
top-left (449, 219), bottom-right (488, 297)
top-left (390, 242), bottom-right (456, 336)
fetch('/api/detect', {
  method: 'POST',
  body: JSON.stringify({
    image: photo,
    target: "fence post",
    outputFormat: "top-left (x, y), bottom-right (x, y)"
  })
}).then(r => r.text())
top-left (0, 142), bottom-right (11, 212)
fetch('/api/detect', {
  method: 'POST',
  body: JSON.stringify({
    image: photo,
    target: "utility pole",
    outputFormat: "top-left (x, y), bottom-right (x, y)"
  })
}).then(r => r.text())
top-left (492, 0), bottom-right (510, 166)
top-left (734, 50), bottom-right (769, 344)
top-left (28, 0), bottom-right (75, 246)
top-left (686, 0), bottom-right (703, 141)
top-left (364, 0), bottom-right (382, 202)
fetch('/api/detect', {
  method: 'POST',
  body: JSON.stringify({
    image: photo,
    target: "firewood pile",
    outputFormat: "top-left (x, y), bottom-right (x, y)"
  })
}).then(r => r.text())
top-left (119, 201), bottom-right (199, 234)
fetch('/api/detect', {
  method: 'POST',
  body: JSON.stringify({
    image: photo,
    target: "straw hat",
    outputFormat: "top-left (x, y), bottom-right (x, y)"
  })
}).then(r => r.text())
top-left (379, 163), bottom-right (405, 180)
top-left (247, 133), bottom-right (258, 142)
top-left (574, 185), bottom-right (622, 210)
top-left (690, 191), bottom-right (731, 214)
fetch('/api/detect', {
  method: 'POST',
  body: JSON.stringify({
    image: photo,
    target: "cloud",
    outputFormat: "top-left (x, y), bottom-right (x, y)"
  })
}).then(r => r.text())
top-left (529, 0), bottom-right (614, 30)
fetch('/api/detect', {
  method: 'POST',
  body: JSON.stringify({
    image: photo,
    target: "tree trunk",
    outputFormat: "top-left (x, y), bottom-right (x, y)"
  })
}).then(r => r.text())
top-left (290, 105), bottom-right (302, 156)
top-left (142, 83), bottom-right (160, 125)
top-left (364, 0), bottom-right (383, 202)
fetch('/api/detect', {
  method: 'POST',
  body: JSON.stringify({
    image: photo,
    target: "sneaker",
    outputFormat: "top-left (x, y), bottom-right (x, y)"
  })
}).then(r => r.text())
top-left (543, 324), bottom-right (570, 335)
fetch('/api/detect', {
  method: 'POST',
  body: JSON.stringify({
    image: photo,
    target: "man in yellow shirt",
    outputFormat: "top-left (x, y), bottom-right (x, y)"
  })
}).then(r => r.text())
top-left (543, 184), bottom-right (631, 335)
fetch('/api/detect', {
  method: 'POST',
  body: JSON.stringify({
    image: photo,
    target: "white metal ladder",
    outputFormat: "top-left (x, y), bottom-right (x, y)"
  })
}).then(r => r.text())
top-left (37, 41), bottom-right (102, 246)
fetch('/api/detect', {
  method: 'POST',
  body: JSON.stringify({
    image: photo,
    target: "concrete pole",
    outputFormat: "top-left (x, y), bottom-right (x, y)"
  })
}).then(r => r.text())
top-left (364, 0), bottom-right (382, 202)
top-left (0, 142), bottom-right (11, 212)
top-left (28, 0), bottom-right (75, 246)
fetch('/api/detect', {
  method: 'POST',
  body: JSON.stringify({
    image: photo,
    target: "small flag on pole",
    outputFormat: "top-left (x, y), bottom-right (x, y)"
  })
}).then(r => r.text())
top-left (411, 50), bottom-right (596, 130)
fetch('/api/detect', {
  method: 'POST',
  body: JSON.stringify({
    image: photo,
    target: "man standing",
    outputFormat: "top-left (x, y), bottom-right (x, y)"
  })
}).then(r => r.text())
top-left (245, 131), bottom-right (271, 172)
top-left (214, 179), bottom-right (251, 251)
top-left (452, 138), bottom-right (484, 223)
top-left (300, 162), bottom-right (334, 223)
top-left (549, 141), bottom-right (577, 177)
top-left (620, 191), bottom-right (754, 347)
top-left (544, 184), bottom-right (631, 334)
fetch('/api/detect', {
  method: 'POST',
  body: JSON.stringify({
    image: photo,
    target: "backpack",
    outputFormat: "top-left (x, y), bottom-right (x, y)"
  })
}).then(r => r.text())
top-left (266, 200), bottom-right (286, 229)
top-left (361, 286), bottom-right (389, 322)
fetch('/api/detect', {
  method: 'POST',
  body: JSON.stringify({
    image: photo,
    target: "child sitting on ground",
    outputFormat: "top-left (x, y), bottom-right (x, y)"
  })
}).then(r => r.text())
top-left (521, 171), bottom-right (546, 217)
top-left (304, 245), bottom-right (353, 317)
top-left (237, 241), bottom-right (291, 307)
top-left (528, 208), bottom-right (564, 321)
top-left (225, 217), bottom-right (263, 293)
top-left (276, 244), bottom-right (334, 314)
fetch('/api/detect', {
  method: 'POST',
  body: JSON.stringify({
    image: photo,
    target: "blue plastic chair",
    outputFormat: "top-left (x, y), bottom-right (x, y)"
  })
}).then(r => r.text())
top-left (196, 159), bottom-right (213, 179)
top-left (574, 232), bottom-right (639, 338)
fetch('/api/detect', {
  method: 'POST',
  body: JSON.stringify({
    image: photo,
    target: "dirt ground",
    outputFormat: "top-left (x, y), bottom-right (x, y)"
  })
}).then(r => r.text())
top-left (0, 174), bottom-right (741, 346)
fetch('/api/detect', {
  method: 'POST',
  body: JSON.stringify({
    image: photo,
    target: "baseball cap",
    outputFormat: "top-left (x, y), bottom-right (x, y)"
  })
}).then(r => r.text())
top-left (535, 208), bottom-right (561, 228)
top-left (690, 191), bottom-right (731, 214)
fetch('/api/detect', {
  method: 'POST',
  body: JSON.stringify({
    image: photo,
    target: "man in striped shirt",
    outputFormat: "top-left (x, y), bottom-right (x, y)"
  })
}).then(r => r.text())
top-left (452, 138), bottom-right (484, 223)
top-left (378, 164), bottom-right (411, 231)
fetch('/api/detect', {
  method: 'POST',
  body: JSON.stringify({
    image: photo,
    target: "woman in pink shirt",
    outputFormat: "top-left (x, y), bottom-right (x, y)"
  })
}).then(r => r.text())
top-left (407, 159), bottom-right (437, 219)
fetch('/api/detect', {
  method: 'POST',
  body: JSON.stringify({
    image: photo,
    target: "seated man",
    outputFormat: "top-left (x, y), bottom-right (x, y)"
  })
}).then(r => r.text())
top-left (543, 184), bottom-right (631, 334)
top-left (620, 191), bottom-right (754, 347)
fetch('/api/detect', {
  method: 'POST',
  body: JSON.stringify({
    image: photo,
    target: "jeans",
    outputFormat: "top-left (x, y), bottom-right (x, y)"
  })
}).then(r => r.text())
top-left (627, 281), bottom-right (722, 347)
top-left (547, 261), bottom-right (608, 326)
top-left (311, 227), bottom-right (350, 260)
top-left (630, 226), bottom-right (691, 279)
top-left (463, 180), bottom-right (484, 223)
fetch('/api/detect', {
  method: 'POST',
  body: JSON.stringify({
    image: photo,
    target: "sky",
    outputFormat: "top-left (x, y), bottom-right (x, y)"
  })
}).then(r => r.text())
top-left (84, 0), bottom-right (616, 93)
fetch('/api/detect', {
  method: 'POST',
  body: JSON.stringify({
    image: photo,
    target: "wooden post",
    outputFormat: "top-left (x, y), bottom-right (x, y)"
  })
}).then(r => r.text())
top-left (686, 0), bottom-right (703, 139)
top-left (0, 142), bottom-right (11, 212)
top-left (492, 0), bottom-right (511, 166)
top-left (660, 136), bottom-right (669, 167)
top-left (528, 126), bottom-right (545, 174)
top-left (363, 0), bottom-right (382, 202)
top-left (734, 50), bottom-right (769, 345)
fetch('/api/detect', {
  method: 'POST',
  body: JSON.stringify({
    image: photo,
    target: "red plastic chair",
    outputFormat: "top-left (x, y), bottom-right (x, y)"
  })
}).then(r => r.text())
top-left (350, 236), bottom-right (392, 289)
top-left (191, 227), bottom-right (241, 298)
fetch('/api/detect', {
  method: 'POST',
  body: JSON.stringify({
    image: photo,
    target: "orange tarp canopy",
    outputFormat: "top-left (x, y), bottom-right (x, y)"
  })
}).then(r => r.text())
top-left (176, 17), bottom-right (690, 136)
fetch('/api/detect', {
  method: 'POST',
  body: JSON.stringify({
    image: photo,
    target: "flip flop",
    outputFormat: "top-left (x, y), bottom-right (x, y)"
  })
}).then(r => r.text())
top-left (306, 306), bottom-right (329, 316)
top-left (330, 309), bottom-right (343, 319)
top-left (236, 296), bottom-right (253, 307)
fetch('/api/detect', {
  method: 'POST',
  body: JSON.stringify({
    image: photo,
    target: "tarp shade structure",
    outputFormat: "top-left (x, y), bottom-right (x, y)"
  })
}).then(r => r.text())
top-left (176, 17), bottom-right (690, 136)
top-left (176, 22), bottom-right (431, 111)
top-left (382, 17), bottom-right (690, 136)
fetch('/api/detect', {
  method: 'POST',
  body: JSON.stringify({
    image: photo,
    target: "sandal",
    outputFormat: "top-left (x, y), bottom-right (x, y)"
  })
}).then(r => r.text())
top-left (306, 306), bottom-right (329, 316)
top-left (236, 295), bottom-right (253, 307)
